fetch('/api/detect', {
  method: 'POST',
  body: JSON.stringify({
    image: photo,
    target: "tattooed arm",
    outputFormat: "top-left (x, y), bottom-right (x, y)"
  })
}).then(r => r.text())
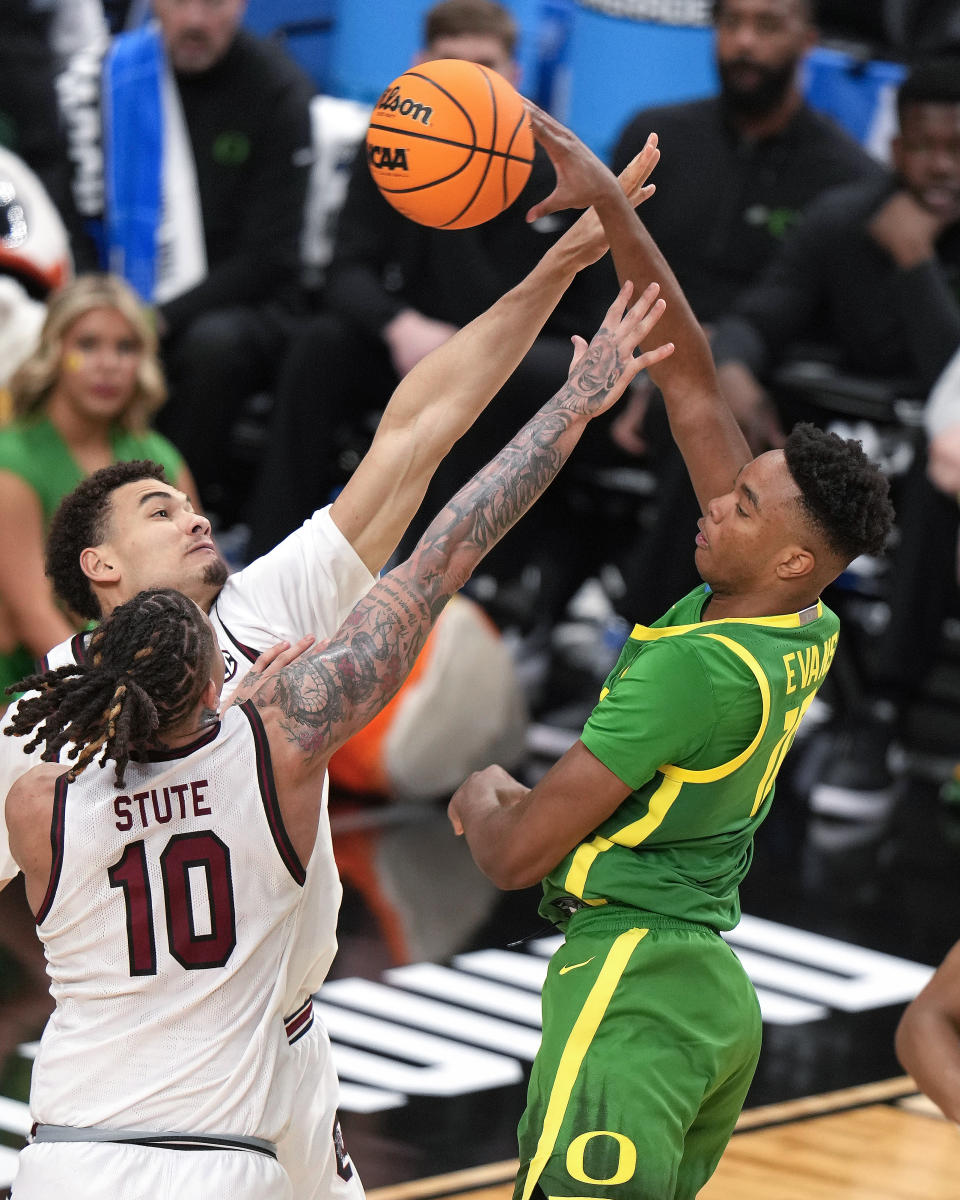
top-left (255, 283), bottom-right (674, 863)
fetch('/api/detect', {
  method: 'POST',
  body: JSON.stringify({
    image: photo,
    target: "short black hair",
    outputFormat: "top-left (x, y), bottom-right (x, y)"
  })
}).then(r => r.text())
top-left (784, 423), bottom-right (894, 562)
top-left (46, 460), bottom-right (168, 621)
top-left (898, 59), bottom-right (960, 120)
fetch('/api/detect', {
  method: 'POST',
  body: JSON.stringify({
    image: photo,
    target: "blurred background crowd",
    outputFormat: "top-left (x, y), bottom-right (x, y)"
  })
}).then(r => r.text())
top-left (1, 0), bottom-right (960, 921)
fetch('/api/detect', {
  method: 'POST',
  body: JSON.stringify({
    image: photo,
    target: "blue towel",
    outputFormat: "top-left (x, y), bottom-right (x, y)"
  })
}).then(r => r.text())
top-left (102, 26), bottom-right (164, 301)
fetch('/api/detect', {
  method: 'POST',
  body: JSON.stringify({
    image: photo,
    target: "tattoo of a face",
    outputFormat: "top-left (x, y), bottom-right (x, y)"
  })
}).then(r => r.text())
top-left (561, 324), bottom-right (625, 407)
top-left (261, 323), bottom-right (628, 765)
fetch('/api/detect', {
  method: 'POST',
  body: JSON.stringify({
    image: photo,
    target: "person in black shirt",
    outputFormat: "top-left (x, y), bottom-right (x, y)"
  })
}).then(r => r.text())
top-left (612, 0), bottom-right (881, 327)
top-left (607, 0), bottom-right (883, 624)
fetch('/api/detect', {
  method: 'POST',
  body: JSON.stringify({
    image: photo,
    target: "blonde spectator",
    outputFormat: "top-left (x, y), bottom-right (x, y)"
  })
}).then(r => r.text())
top-left (0, 273), bottom-right (198, 698)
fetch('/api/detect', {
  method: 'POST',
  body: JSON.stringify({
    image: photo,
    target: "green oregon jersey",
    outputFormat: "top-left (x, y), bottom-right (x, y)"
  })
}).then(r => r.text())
top-left (540, 584), bottom-right (840, 931)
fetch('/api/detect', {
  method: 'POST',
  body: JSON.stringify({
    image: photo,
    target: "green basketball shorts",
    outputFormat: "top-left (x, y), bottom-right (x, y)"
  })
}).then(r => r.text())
top-left (514, 907), bottom-right (762, 1200)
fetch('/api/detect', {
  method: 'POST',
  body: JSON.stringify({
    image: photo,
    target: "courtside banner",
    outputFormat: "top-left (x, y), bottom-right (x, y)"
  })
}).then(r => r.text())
top-left (575, 0), bottom-right (711, 25)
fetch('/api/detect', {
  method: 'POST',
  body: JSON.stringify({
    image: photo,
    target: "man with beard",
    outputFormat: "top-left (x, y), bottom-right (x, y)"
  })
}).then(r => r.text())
top-left (608, 0), bottom-right (883, 621)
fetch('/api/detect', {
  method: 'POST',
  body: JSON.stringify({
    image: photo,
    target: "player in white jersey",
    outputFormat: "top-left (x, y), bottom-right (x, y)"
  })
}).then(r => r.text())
top-left (3, 279), bottom-right (673, 1197)
top-left (0, 140), bottom-right (661, 1196)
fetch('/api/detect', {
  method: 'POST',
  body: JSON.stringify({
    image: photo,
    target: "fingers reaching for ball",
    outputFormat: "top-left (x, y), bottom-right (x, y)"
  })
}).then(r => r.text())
top-left (564, 281), bottom-right (673, 421)
top-left (551, 128), bottom-right (661, 269)
top-left (524, 99), bottom-right (620, 222)
top-left (618, 133), bottom-right (659, 208)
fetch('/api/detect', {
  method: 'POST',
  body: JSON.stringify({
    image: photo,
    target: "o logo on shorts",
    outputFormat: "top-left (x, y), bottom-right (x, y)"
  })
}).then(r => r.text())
top-left (566, 1131), bottom-right (637, 1186)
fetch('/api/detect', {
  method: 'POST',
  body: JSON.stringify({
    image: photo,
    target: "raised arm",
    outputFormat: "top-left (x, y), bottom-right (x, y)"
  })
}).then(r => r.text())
top-left (526, 104), bottom-right (752, 512)
top-left (895, 938), bottom-right (960, 1123)
top-left (329, 140), bottom-right (661, 574)
top-left (253, 285), bottom-right (672, 861)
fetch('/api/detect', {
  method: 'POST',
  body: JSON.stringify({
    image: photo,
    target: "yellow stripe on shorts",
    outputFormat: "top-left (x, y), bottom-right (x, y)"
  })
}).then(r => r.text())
top-left (521, 927), bottom-right (649, 1200)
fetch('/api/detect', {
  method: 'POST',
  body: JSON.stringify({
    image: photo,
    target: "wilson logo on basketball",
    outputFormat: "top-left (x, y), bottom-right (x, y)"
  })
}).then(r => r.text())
top-left (375, 85), bottom-right (433, 126)
top-left (367, 145), bottom-right (409, 171)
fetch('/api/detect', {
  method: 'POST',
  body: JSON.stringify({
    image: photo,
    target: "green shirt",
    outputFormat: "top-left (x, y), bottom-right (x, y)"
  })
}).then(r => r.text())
top-left (0, 415), bottom-right (185, 695)
top-left (540, 584), bottom-right (840, 931)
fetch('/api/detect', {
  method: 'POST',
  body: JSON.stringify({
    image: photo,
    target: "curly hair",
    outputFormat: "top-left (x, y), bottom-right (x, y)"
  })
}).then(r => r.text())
top-left (6, 588), bottom-right (216, 787)
top-left (784, 423), bottom-right (894, 562)
top-left (8, 274), bottom-right (166, 430)
top-left (46, 459), bottom-right (169, 621)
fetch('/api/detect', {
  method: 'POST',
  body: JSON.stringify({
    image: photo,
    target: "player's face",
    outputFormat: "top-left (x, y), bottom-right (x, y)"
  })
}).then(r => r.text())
top-left (153, 0), bottom-right (246, 74)
top-left (694, 451), bottom-right (804, 592)
top-left (94, 480), bottom-right (229, 609)
top-left (893, 102), bottom-right (960, 226)
top-left (53, 308), bottom-right (142, 424)
top-left (421, 34), bottom-right (519, 86)
top-left (714, 0), bottom-right (813, 115)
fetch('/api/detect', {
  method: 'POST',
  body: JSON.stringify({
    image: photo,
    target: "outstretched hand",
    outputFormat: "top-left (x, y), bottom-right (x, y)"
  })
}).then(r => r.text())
top-left (525, 100), bottom-right (623, 222)
top-left (563, 281), bottom-right (673, 421)
top-left (535, 101), bottom-right (659, 267)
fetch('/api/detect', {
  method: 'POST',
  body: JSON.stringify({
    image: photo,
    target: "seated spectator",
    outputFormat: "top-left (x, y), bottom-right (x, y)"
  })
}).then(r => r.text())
top-left (709, 59), bottom-right (960, 818)
top-left (246, 0), bottom-right (612, 590)
top-left (608, 0), bottom-right (884, 624)
top-left (0, 273), bottom-right (197, 698)
top-left (57, 0), bottom-right (315, 526)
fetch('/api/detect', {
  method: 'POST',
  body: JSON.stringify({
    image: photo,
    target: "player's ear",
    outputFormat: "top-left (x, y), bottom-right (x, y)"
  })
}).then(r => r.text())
top-left (775, 545), bottom-right (815, 581)
top-left (201, 676), bottom-right (221, 714)
top-left (80, 545), bottom-right (120, 584)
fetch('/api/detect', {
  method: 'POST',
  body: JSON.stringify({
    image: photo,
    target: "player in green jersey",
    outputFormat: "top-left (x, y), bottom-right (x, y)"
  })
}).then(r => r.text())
top-left (448, 106), bottom-right (896, 1200)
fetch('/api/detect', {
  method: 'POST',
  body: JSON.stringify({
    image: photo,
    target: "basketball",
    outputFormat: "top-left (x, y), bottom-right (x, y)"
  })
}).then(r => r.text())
top-left (365, 58), bottom-right (535, 230)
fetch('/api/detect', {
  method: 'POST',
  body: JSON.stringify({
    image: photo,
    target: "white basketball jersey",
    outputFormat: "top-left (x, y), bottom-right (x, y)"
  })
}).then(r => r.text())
top-left (29, 703), bottom-right (303, 1141)
top-left (2, 508), bottom-right (375, 1003)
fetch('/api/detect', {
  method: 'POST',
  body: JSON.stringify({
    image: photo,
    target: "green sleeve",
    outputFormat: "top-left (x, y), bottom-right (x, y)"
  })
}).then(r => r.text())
top-left (581, 638), bottom-right (718, 790)
top-left (581, 635), bottom-right (763, 791)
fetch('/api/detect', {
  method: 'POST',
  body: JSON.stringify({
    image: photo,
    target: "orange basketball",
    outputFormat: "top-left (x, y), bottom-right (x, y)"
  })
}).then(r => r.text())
top-left (365, 58), bottom-right (534, 230)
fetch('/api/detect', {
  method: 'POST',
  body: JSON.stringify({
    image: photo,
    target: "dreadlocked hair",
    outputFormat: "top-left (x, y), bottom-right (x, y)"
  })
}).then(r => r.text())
top-left (46, 460), bottom-right (168, 621)
top-left (784, 423), bottom-right (895, 562)
top-left (5, 589), bottom-right (216, 787)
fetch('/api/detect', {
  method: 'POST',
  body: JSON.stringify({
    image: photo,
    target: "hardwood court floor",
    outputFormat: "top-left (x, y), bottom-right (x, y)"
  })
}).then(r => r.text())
top-left (367, 1078), bottom-right (960, 1200)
